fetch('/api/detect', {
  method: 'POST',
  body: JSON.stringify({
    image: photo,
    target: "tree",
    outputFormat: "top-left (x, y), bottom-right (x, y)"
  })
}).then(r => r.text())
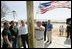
top-left (1, 1), bottom-right (9, 18)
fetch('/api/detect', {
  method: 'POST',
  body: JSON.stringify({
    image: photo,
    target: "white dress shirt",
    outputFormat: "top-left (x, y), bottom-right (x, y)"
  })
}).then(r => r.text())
top-left (59, 26), bottom-right (64, 32)
top-left (19, 24), bottom-right (28, 35)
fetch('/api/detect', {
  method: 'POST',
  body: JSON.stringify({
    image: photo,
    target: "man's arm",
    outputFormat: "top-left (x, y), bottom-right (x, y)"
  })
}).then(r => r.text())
top-left (4, 35), bottom-right (12, 48)
top-left (35, 26), bottom-right (40, 30)
top-left (40, 26), bottom-right (45, 31)
top-left (1, 33), bottom-right (3, 40)
top-left (19, 27), bottom-right (22, 36)
top-left (51, 24), bottom-right (53, 29)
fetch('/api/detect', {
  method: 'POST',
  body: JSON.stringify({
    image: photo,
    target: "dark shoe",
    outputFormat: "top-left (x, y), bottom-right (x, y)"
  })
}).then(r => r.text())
top-left (46, 40), bottom-right (49, 43)
top-left (49, 42), bottom-right (52, 44)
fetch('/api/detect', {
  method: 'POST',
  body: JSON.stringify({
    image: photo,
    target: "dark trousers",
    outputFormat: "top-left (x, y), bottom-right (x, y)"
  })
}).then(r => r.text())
top-left (66, 26), bottom-right (71, 39)
top-left (2, 41), bottom-right (12, 48)
top-left (44, 29), bottom-right (46, 41)
top-left (67, 30), bottom-right (71, 39)
top-left (12, 38), bottom-right (17, 48)
top-left (21, 34), bottom-right (28, 48)
top-left (2, 43), bottom-right (8, 48)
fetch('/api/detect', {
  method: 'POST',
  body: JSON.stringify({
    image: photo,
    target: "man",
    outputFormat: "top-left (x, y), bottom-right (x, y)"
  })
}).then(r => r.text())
top-left (15, 22), bottom-right (20, 29)
top-left (35, 21), bottom-right (45, 48)
top-left (59, 25), bottom-right (64, 36)
top-left (19, 20), bottom-right (28, 48)
top-left (15, 22), bottom-right (21, 48)
top-left (9, 21), bottom-right (18, 48)
top-left (46, 20), bottom-right (53, 44)
top-left (66, 18), bottom-right (71, 39)
top-left (2, 22), bottom-right (12, 48)
top-left (42, 21), bottom-right (48, 41)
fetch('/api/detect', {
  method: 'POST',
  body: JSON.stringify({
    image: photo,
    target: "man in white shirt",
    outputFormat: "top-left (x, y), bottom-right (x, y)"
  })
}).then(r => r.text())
top-left (35, 21), bottom-right (45, 48)
top-left (59, 25), bottom-right (64, 36)
top-left (19, 20), bottom-right (28, 48)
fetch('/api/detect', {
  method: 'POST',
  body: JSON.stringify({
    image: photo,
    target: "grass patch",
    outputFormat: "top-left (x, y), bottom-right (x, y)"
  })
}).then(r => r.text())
top-left (52, 22), bottom-right (66, 24)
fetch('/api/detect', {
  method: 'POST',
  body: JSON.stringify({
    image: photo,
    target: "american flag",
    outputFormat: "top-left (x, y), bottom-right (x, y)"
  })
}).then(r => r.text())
top-left (36, 1), bottom-right (71, 14)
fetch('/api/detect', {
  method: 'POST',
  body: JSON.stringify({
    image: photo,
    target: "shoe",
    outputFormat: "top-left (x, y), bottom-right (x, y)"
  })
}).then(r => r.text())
top-left (49, 42), bottom-right (52, 44)
top-left (20, 46), bottom-right (24, 48)
top-left (46, 40), bottom-right (49, 43)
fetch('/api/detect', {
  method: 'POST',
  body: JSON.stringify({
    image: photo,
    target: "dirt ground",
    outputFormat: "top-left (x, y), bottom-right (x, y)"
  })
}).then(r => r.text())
top-left (52, 23), bottom-right (67, 37)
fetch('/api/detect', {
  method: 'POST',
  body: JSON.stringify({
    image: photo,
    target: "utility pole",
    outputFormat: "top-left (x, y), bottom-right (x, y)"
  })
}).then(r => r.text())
top-left (26, 1), bottom-right (35, 48)
top-left (12, 10), bottom-right (16, 20)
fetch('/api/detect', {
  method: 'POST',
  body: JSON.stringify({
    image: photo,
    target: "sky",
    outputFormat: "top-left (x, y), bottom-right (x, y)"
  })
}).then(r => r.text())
top-left (1, 1), bottom-right (71, 22)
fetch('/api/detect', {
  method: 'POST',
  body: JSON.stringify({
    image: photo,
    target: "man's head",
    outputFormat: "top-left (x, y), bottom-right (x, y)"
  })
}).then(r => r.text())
top-left (45, 21), bottom-right (48, 24)
top-left (10, 21), bottom-right (15, 26)
top-left (16, 22), bottom-right (18, 26)
top-left (4, 22), bottom-right (9, 29)
top-left (21, 20), bottom-right (25, 26)
top-left (37, 21), bottom-right (42, 27)
top-left (48, 20), bottom-right (51, 24)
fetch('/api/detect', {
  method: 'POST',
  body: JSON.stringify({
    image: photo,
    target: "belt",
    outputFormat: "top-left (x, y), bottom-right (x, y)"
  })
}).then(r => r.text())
top-left (21, 34), bottom-right (28, 36)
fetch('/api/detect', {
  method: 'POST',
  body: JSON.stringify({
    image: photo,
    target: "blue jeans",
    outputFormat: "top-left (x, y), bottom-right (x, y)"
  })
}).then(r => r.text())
top-left (12, 38), bottom-right (17, 48)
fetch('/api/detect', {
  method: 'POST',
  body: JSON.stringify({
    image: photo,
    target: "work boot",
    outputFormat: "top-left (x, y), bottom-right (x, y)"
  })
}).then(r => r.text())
top-left (49, 41), bottom-right (52, 44)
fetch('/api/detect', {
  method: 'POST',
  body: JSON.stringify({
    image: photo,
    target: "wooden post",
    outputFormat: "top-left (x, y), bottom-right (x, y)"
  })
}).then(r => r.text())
top-left (26, 1), bottom-right (35, 48)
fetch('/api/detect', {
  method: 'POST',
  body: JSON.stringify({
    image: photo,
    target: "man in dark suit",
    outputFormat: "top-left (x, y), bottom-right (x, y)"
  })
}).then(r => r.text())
top-left (42, 21), bottom-right (48, 41)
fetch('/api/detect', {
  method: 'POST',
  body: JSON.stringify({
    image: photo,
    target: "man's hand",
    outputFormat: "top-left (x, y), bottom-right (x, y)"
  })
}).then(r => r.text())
top-left (4, 36), bottom-right (12, 48)
top-left (9, 44), bottom-right (12, 48)
top-left (47, 28), bottom-right (51, 31)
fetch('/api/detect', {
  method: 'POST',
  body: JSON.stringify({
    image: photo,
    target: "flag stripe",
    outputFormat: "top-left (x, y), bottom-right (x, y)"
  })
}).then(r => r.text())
top-left (36, 1), bottom-right (71, 14)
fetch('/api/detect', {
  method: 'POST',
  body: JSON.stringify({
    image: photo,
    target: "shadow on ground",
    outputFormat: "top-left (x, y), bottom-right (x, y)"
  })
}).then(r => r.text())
top-left (44, 42), bottom-right (51, 48)
top-left (64, 38), bottom-right (71, 45)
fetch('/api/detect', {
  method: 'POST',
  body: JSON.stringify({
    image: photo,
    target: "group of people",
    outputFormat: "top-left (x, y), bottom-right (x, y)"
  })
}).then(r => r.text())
top-left (59, 25), bottom-right (64, 36)
top-left (34, 20), bottom-right (53, 48)
top-left (1, 20), bottom-right (53, 48)
top-left (42, 20), bottom-right (53, 43)
top-left (59, 24), bottom-right (71, 39)
top-left (1, 20), bottom-right (28, 48)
